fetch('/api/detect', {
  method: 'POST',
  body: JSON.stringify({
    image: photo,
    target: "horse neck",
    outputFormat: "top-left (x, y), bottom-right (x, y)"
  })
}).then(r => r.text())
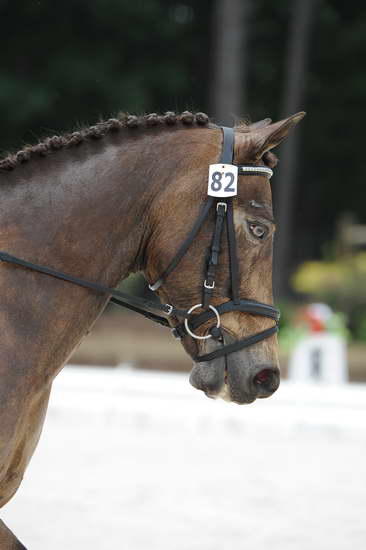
top-left (1, 132), bottom-right (173, 281)
top-left (0, 128), bottom-right (189, 379)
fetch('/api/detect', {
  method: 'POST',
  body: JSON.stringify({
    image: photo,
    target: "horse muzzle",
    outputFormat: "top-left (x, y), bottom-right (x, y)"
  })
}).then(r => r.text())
top-left (189, 331), bottom-right (280, 405)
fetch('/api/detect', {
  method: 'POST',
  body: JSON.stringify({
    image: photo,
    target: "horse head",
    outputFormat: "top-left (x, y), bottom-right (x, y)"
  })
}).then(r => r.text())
top-left (145, 113), bottom-right (305, 404)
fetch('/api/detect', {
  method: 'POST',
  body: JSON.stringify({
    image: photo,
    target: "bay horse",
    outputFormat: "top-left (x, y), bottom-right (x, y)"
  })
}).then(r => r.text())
top-left (0, 110), bottom-right (304, 548)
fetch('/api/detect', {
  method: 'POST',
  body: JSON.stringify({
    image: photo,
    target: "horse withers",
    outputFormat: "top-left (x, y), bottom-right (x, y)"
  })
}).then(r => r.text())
top-left (0, 110), bottom-right (304, 548)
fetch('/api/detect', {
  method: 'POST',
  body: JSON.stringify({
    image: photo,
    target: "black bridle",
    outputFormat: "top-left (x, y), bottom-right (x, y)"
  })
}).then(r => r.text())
top-left (147, 126), bottom-right (279, 361)
top-left (0, 126), bottom-right (279, 363)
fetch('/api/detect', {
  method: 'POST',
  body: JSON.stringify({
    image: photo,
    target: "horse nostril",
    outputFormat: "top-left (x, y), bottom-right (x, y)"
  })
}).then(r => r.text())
top-left (253, 367), bottom-right (280, 396)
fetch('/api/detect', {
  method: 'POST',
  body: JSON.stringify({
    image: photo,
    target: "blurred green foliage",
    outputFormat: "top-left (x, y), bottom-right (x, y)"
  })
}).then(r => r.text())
top-left (278, 300), bottom-right (349, 351)
top-left (292, 252), bottom-right (366, 341)
top-left (0, 0), bottom-right (365, 267)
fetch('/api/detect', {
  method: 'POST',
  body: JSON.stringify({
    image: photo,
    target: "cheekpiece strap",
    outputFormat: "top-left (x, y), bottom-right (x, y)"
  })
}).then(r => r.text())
top-left (220, 127), bottom-right (235, 164)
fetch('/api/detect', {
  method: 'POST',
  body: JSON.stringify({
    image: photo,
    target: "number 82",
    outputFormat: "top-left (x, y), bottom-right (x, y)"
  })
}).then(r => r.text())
top-left (210, 171), bottom-right (235, 193)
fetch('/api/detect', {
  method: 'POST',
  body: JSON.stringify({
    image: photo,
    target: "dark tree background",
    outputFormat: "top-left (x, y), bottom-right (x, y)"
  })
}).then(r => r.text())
top-left (1, 0), bottom-right (365, 295)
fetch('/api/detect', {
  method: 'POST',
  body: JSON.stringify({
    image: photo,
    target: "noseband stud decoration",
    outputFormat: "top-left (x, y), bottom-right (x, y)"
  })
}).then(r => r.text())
top-left (0, 126), bottom-right (279, 364)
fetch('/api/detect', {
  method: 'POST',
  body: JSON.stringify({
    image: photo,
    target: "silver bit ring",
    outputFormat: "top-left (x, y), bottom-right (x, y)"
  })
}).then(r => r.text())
top-left (184, 304), bottom-right (220, 340)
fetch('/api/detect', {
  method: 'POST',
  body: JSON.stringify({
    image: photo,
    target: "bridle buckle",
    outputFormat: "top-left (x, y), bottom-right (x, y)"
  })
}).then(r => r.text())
top-left (164, 304), bottom-right (174, 315)
top-left (149, 279), bottom-right (163, 291)
top-left (216, 201), bottom-right (227, 213)
top-left (204, 279), bottom-right (215, 290)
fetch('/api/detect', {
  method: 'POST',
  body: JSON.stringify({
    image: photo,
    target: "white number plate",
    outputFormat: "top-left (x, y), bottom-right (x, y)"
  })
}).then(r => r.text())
top-left (207, 164), bottom-right (238, 197)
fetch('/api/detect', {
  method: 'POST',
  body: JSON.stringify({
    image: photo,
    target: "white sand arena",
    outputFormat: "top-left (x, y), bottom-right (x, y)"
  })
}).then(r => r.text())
top-left (3, 366), bottom-right (366, 550)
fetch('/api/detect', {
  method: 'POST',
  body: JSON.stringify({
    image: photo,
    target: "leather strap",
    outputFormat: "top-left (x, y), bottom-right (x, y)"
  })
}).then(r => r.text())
top-left (109, 298), bottom-right (170, 327)
top-left (0, 251), bottom-right (188, 322)
top-left (202, 201), bottom-right (227, 308)
top-left (226, 198), bottom-right (240, 304)
top-left (192, 324), bottom-right (279, 363)
top-left (149, 196), bottom-right (214, 290)
top-left (173, 298), bottom-right (279, 338)
top-left (219, 127), bottom-right (235, 163)
top-left (189, 299), bottom-right (280, 329)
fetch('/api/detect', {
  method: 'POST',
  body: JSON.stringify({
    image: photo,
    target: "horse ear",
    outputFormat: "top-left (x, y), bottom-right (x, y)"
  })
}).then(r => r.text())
top-left (248, 118), bottom-right (272, 130)
top-left (235, 112), bottom-right (306, 161)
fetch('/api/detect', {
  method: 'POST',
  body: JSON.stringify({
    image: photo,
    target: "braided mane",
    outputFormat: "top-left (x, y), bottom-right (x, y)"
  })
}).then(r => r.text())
top-left (0, 111), bottom-right (210, 173)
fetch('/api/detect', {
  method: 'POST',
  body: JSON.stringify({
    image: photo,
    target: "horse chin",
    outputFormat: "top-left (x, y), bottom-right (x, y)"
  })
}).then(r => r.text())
top-left (213, 379), bottom-right (257, 404)
top-left (190, 366), bottom-right (257, 405)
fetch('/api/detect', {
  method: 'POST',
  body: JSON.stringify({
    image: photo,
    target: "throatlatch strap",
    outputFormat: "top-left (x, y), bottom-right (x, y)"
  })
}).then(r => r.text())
top-left (149, 196), bottom-right (215, 290)
top-left (151, 127), bottom-right (234, 292)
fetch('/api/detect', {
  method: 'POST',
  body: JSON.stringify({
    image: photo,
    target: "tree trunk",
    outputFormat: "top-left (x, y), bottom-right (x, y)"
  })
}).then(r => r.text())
top-left (211, 0), bottom-right (252, 125)
top-left (274, 0), bottom-right (319, 298)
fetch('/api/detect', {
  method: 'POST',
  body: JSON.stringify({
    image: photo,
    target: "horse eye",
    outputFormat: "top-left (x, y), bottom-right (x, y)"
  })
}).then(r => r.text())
top-left (249, 223), bottom-right (267, 239)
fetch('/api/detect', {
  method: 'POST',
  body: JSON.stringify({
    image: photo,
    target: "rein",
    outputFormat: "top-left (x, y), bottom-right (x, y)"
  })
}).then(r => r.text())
top-left (0, 126), bottom-right (279, 363)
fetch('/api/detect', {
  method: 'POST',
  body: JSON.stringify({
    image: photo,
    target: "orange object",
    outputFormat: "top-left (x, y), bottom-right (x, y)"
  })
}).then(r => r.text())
top-left (303, 308), bottom-right (326, 333)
